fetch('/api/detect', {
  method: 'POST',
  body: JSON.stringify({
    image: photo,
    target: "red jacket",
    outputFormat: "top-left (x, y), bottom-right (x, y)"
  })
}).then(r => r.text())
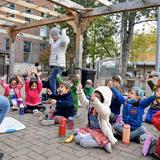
top-left (1, 79), bottom-right (24, 99)
top-left (25, 79), bottom-right (42, 106)
top-left (152, 111), bottom-right (160, 157)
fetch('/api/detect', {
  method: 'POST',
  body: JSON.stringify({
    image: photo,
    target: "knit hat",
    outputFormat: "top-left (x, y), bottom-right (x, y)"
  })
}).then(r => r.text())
top-left (50, 27), bottom-right (60, 36)
top-left (132, 86), bottom-right (145, 98)
top-left (59, 81), bottom-right (72, 90)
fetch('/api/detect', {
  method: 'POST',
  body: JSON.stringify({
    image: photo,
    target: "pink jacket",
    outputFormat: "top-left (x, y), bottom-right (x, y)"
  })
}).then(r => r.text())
top-left (1, 79), bottom-right (24, 99)
top-left (25, 79), bottom-right (42, 106)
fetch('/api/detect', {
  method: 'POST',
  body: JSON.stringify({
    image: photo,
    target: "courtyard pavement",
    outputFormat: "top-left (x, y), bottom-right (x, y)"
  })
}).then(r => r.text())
top-left (0, 86), bottom-right (159, 160)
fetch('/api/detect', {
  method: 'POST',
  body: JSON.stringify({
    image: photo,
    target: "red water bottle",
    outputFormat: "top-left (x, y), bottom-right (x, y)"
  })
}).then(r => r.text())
top-left (59, 118), bottom-right (67, 137)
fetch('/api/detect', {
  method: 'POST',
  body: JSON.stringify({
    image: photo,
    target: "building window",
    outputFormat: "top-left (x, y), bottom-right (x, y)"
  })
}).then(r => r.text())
top-left (6, 3), bottom-right (16, 17)
top-left (40, 43), bottom-right (47, 51)
top-left (25, 0), bottom-right (33, 22)
top-left (23, 41), bottom-right (32, 63)
top-left (5, 38), bottom-right (10, 50)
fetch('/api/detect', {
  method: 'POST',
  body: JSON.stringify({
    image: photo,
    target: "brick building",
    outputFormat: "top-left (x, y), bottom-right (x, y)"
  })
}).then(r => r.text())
top-left (0, 0), bottom-right (56, 75)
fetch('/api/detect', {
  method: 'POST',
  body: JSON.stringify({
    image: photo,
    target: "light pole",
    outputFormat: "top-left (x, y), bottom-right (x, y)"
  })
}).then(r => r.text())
top-left (156, 7), bottom-right (160, 72)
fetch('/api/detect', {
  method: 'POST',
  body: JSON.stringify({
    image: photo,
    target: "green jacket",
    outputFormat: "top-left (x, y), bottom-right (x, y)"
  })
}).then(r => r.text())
top-left (83, 86), bottom-right (94, 99)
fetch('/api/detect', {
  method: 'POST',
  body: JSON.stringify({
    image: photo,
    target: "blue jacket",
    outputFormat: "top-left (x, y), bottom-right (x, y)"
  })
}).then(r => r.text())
top-left (111, 87), bottom-right (156, 129)
top-left (50, 92), bottom-right (75, 118)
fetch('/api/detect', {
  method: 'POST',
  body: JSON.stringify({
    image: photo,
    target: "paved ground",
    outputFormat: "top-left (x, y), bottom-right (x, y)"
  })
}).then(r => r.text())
top-left (0, 87), bottom-right (159, 160)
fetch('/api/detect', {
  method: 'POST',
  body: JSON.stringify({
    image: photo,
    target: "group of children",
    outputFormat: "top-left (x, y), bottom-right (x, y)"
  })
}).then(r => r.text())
top-left (1, 71), bottom-right (160, 158)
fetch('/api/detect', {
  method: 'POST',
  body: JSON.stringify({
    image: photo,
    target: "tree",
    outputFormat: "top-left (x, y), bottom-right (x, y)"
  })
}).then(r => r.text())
top-left (130, 31), bottom-right (156, 62)
top-left (87, 15), bottom-right (118, 68)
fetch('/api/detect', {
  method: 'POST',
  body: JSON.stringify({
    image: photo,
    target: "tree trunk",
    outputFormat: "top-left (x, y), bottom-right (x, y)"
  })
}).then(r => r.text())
top-left (121, 11), bottom-right (136, 78)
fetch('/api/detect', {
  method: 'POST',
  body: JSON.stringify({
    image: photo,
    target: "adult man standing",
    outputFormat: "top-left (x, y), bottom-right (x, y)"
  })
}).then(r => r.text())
top-left (0, 95), bottom-right (10, 159)
top-left (49, 27), bottom-right (70, 94)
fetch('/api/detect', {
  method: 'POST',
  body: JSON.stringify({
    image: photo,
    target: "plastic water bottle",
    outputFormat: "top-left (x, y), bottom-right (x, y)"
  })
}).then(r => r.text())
top-left (48, 106), bottom-right (54, 120)
top-left (122, 124), bottom-right (130, 144)
top-left (19, 104), bottom-right (24, 115)
top-left (59, 118), bottom-right (67, 137)
top-left (68, 117), bottom-right (74, 130)
top-left (142, 132), bottom-right (153, 156)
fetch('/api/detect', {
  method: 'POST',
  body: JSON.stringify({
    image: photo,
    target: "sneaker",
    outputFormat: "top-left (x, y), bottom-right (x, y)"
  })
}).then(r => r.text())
top-left (33, 110), bottom-right (43, 117)
top-left (104, 142), bottom-right (112, 153)
top-left (11, 105), bottom-right (19, 111)
top-left (41, 119), bottom-right (55, 126)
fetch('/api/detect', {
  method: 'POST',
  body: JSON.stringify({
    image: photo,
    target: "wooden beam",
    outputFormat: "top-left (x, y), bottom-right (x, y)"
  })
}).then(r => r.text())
top-left (4, 0), bottom-right (61, 17)
top-left (14, 15), bottom-right (74, 31)
top-left (81, 0), bottom-right (160, 18)
top-left (0, 7), bottom-right (44, 21)
top-left (96, 0), bottom-right (112, 7)
top-left (0, 14), bottom-right (27, 24)
top-left (48, 0), bottom-right (85, 10)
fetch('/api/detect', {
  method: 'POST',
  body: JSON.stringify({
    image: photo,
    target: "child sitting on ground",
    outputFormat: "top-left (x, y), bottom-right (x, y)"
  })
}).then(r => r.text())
top-left (41, 81), bottom-right (75, 125)
top-left (149, 111), bottom-right (160, 159)
top-left (145, 76), bottom-right (160, 123)
top-left (0, 75), bottom-right (24, 110)
top-left (74, 83), bottom-right (117, 153)
top-left (83, 79), bottom-right (94, 100)
top-left (0, 95), bottom-right (10, 159)
top-left (108, 81), bottom-right (160, 142)
top-left (24, 70), bottom-right (45, 113)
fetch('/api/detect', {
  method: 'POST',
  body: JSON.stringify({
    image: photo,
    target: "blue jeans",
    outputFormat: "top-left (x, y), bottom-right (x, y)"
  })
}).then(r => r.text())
top-left (0, 96), bottom-right (10, 124)
top-left (49, 66), bottom-right (63, 95)
top-left (114, 123), bottom-right (145, 140)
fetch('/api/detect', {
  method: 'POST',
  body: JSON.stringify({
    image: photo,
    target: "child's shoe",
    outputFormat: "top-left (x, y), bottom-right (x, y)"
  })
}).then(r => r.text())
top-left (11, 105), bottom-right (19, 111)
top-left (104, 142), bottom-right (112, 153)
top-left (33, 109), bottom-right (43, 117)
top-left (41, 119), bottom-right (55, 126)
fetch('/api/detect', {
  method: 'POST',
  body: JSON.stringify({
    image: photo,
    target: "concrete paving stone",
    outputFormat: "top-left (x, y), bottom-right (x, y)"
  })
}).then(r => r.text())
top-left (27, 151), bottom-right (46, 160)
top-left (47, 155), bottom-right (63, 160)
top-left (0, 142), bottom-right (16, 154)
top-left (60, 152), bottom-right (80, 160)
top-left (42, 149), bottom-right (61, 158)
top-left (11, 155), bottom-right (32, 160)
top-left (10, 148), bottom-right (32, 157)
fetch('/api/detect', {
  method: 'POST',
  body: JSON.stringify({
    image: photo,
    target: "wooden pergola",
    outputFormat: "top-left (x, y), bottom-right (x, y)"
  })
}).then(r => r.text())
top-left (0, 0), bottom-right (160, 77)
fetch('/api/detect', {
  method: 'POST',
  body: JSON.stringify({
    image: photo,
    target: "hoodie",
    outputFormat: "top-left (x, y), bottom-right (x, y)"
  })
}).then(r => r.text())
top-left (77, 86), bottom-right (117, 145)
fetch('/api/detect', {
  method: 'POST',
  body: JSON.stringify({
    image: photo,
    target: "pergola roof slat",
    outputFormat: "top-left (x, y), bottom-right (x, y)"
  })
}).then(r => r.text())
top-left (0, 14), bottom-right (27, 24)
top-left (0, 6), bottom-right (44, 21)
top-left (48, 0), bottom-right (85, 10)
top-left (4, 0), bottom-right (61, 17)
top-left (96, 0), bottom-right (112, 7)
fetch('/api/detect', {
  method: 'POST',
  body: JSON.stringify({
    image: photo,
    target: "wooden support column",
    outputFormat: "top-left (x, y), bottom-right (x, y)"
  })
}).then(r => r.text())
top-left (8, 29), bottom-right (19, 79)
top-left (75, 25), bottom-right (83, 76)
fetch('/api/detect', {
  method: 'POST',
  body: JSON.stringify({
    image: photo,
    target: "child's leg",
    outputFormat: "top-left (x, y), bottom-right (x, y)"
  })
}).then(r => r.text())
top-left (80, 134), bottom-right (99, 148)
top-left (10, 99), bottom-right (19, 110)
top-left (130, 126), bottom-right (145, 140)
top-left (114, 123), bottom-right (124, 133)
top-left (74, 134), bottom-right (83, 144)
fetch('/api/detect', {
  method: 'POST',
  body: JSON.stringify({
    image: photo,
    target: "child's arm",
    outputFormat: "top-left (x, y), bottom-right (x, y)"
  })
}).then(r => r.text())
top-left (37, 79), bottom-right (43, 93)
top-left (0, 75), bottom-right (8, 88)
top-left (140, 89), bottom-right (160, 108)
top-left (111, 86), bottom-right (125, 104)
top-left (147, 80), bottom-right (155, 91)
top-left (16, 76), bottom-right (24, 89)
top-left (77, 83), bottom-right (89, 108)
top-left (60, 28), bottom-right (70, 47)
top-left (25, 79), bottom-right (30, 92)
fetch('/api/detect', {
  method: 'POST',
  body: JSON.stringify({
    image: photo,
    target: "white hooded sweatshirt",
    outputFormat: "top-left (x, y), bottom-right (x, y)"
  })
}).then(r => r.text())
top-left (77, 86), bottom-right (117, 145)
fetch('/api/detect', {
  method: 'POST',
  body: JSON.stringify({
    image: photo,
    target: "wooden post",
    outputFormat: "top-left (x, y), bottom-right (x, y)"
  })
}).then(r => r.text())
top-left (8, 29), bottom-right (19, 79)
top-left (75, 25), bottom-right (83, 76)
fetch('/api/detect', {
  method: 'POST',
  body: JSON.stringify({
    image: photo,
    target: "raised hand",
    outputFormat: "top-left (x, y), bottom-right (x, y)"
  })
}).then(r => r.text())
top-left (47, 89), bottom-right (52, 95)
top-left (76, 83), bottom-right (82, 92)
top-left (90, 93), bottom-right (96, 102)
top-left (51, 99), bottom-right (57, 105)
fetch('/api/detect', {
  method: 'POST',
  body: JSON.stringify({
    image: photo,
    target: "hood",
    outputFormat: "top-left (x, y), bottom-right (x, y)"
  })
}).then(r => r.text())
top-left (94, 86), bottom-right (112, 107)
